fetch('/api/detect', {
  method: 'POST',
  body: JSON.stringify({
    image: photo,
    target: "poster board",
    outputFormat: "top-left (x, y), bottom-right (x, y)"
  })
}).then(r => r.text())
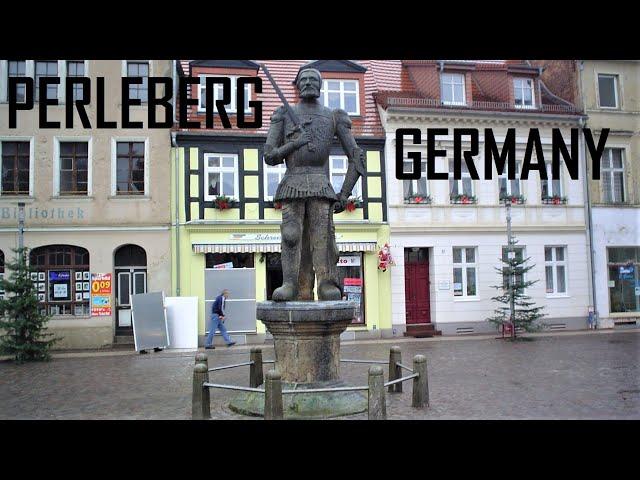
top-left (165, 296), bottom-right (198, 349)
top-left (204, 268), bottom-right (256, 332)
top-left (131, 291), bottom-right (170, 352)
top-left (91, 273), bottom-right (112, 316)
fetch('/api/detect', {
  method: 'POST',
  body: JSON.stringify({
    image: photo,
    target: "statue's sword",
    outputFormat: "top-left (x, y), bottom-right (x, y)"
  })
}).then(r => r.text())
top-left (261, 63), bottom-right (315, 152)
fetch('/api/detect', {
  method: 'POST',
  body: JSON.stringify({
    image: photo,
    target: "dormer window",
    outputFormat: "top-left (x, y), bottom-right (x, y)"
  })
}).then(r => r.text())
top-left (514, 77), bottom-right (535, 109)
top-left (198, 75), bottom-right (252, 114)
top-left (321, 79), bottom-right (360, 115)
top-left (440, 73), bottom-right (466, 106)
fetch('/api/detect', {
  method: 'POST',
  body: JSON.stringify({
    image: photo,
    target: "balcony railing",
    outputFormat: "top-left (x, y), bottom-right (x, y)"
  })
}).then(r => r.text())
top-left (387, 97), bottom-right (578, 114)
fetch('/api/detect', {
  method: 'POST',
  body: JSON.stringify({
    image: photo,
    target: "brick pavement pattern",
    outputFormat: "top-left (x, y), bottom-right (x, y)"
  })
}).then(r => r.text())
top-left (1, 331), bottom-right (638, 420)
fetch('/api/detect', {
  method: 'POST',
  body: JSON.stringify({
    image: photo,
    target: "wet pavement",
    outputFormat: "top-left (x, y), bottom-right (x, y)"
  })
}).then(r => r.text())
top-left (1, 330), bottom-right (638, 420)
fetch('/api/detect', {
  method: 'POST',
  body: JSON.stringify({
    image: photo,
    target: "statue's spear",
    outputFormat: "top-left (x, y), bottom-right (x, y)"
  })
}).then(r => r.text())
top-left (260, 63), bottom-right (315, 152)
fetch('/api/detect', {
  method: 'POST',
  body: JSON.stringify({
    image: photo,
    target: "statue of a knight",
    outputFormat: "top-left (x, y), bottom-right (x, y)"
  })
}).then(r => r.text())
top-left (264, 67), bottom-right (366, 302)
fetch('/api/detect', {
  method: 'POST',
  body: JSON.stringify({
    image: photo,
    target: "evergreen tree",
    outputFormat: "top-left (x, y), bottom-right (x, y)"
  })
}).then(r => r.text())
top-left (0, 247), bottom-right (58, 363)
top-left (487, 239), bottom-right (546, 338)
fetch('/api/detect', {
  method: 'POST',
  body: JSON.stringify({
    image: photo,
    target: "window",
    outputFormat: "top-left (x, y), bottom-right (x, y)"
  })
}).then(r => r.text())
top-left (59, 141), bottom-right (88, 195)
top-left (601, 148), bottom-right (625, 203)
top-left (441, 73), bottom-right (465, 105)
top-left (1, 141), bottom-right (30, 195)
top-left (453, 247), bottom-right (477, 297)
top-left (502, 246), bottom-right (525, 291)
top-left (449, 159), bottom-right (474, 199)
top-left (115, 141), bottom-right (145, 195)
top-left (126, 61), bottom-right (149, 102)
top-left (67, 61), bottom-right (85, 101)
top-left (541, 161), bottom-right (562, 199)
top-left (205, 253), bottom-right (254, 269)
top-left (204, 153), bottom-right (238, 200)
top-left (29, 245), bottom-right (90, 316)
top-left (336, 252), bottom-right (365, 324)
top-left (264, 161), bottom-right (286, 201)
top-left (598, 74), bottom-right (618, 108)
top-left (499, 161), bottom-right (521, 200)
top-left (607, 247), bottom-right (639, 313)
top-left (321, 79), bottom-right (360, 115)
top-left (330, 155), bottom-right (361, 198)
top-left (514, 78), bottom-right (535, 108)
top-left (35, 61), bottom-right (58, 101)
top-left (198, 75), bottom-right (251, 113)
top-left (403, 159), bottom-right (428, 200)
top-left (7, 60), bottom-right (26, 102)
top-left (545, 246), bottom-right (567, 295)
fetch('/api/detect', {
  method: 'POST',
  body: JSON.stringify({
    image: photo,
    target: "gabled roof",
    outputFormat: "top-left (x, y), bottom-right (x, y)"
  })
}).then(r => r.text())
top-left (189, 60), bottom-right (261, 71)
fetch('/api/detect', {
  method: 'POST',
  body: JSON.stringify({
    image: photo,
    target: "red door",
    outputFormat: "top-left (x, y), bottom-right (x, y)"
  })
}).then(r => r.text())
top-left (404, 253), bottom-right (431, 325)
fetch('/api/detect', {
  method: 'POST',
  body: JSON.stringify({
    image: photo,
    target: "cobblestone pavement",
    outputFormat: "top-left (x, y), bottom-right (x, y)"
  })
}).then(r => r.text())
top-left (1, 330), bottom-right (639, 420)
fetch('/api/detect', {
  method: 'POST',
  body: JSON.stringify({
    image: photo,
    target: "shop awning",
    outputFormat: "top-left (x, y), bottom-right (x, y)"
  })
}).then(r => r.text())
top-left (192, 242), bottom-right (378, 254)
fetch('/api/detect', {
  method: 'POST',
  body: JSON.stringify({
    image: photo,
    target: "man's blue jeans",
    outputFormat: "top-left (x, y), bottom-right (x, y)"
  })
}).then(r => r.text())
top-left (205, 313), bottom-right (233, 347)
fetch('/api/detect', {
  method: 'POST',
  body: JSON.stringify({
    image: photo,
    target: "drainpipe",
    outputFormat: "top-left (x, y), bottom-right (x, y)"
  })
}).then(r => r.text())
top-left (580, 114), bottom-right (598, 326)
top-left (172, 131), bottom-right (181, 297)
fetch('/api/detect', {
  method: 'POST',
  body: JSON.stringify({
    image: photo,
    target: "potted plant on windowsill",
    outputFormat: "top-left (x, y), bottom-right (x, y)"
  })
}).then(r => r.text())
top-left (450, 194), bottom-right (477, 205)
top-left (404, 194), bottom-right (432, 205)
top-left (541, 195), bottom-right (567, 205)
top-left (345, 196), bottom-right (362, 212)
top-left (213, 195), bottom-right (234, 210)
top-left (500, 194), bottom-right (526, 205)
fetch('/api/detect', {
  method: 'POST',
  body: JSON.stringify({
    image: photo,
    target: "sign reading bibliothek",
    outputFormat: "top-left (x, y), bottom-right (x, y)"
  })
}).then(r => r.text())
top-left (91, 273), bottom-right (112, 316)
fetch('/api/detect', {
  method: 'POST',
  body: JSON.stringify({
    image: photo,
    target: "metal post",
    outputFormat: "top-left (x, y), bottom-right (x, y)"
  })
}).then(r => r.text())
top-left (368, 365), bottom-right (386, 420)
top-left (195, 352), bottom-right (208, 368)
top-left (505, 199), bottom-right (516, 339)
top-left (412, 355), bottom-right (429, 408)
top-left (264, 370), bottom-right (283, 420)
top-left (250, 347), bottom-right (264, 388)
top-left (388, 346), bottom-right (402, 393)
top-left (192, 363), bottom-right (210, 420)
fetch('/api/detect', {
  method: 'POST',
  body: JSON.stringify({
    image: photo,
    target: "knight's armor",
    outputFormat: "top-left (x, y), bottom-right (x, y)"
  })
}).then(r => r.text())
top-left (264, 93), bottom-right (365, 302)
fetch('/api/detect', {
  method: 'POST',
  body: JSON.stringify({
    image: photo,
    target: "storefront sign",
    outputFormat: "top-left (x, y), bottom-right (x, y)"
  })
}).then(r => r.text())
top-left (91, 273), bottom-right (112, 316)
top-left (229, 233), bottom-right (345, 242)
top-left (338, 256), bottom-right (361, 267)
top-left (344, 278), bottom-right (362, 286)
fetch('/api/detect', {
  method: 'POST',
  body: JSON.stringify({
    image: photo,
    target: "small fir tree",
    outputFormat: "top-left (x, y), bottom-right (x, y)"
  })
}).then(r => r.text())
top-left (0, 248), bottom-right (58, 363)
top-left (487, 240), bottom-right (546, 339)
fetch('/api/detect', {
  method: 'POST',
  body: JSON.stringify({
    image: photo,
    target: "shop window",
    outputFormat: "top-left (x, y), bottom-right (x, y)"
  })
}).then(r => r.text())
top-left (336, 252), bottom-right (365, 324)
top-left (607, 247), bottom-right (639, 313)
top-left (205, 253), bottom-right (254, 269)
top-left (29, 245), bottom-right (90, 316)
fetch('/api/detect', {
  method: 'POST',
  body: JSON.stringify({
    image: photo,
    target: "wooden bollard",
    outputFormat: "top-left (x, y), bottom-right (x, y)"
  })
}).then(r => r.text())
top-left (412, 354), bottom-right (429, 408)
top-left (192, 363), bottom-right (211, 420)
top-left (195, 352), bottom-right (208, 369)
top-left (388, 346), bottom-right (402, 393)
top-left (264, 370), bottom-right (283, 420)
top-left (250, 347), bottom-right (264, 388)
top-left (368, 365), bottom-right (386, 420)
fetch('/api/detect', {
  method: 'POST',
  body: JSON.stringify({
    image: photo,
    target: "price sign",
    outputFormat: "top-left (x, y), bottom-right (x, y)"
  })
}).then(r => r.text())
top-left (91, 273), bottom-right (112, 316)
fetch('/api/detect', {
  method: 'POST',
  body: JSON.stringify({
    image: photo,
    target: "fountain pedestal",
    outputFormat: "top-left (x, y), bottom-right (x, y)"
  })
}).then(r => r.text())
top-left (228, 301), bottom-right (367, 419)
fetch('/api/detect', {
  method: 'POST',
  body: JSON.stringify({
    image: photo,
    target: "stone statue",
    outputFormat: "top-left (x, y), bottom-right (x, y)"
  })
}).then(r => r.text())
top-left (264, 67), bottom-right (366, 302)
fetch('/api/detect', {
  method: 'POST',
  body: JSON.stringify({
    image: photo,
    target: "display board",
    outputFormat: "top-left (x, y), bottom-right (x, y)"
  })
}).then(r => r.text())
top-left (131, 291), bottom-right (170, 351)
top-left (204, 268), bottom-right (256, 332)
top-left (165, 296), bottom-right (198, 349)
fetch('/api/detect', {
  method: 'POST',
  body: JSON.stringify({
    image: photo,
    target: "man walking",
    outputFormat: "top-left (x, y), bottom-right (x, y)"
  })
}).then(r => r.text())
top-left (205, 289), bottom-right (236, 349)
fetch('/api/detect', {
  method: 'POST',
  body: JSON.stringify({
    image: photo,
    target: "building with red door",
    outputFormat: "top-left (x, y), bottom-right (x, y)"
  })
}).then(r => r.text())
top-left (375, 60), bottom-right (592, 336)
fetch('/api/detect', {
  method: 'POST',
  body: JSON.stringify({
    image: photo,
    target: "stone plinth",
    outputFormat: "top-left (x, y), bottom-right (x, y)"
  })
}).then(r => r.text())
top-left (228, 300), bottom-right (367, 419)
top-left (257, 300), bottom-right (357, 383)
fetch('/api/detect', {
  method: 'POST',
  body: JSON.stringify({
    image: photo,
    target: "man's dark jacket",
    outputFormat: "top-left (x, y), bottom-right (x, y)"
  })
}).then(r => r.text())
top-left (211, 294), bottom-right (225, 316)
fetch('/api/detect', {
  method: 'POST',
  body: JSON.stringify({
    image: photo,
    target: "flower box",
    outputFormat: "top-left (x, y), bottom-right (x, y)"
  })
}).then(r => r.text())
top-left (345, 196), bottom-right (362, 212)
top-left (404, 195), bottom-right (432, 205)
top-left (450, 194), bottom-right (477, 205)
top-left (541, 196), bottom-right (567, 205)
top-left (213, 195), bottom-right (236, 210)
top-left (500, 194), bottom-right (526, 205)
